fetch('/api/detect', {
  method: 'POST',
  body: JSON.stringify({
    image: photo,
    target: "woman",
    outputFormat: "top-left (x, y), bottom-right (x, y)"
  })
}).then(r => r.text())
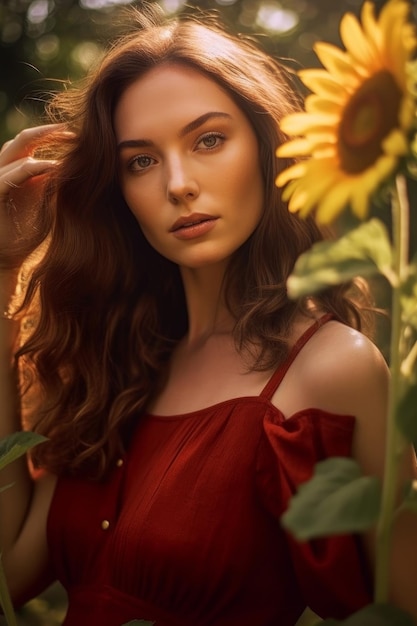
top-left (0, 5), bottom-right (416, 625)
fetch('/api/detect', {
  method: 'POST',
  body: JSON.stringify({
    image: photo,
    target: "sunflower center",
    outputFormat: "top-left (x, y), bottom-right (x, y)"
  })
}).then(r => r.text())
top-left (338, 70), bottom-right (402, 174)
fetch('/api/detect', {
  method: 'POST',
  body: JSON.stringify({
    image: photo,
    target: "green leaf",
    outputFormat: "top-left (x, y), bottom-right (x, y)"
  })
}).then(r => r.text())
top-left (318, 602), bottom-right (415, 625)
top-left (396, 382), bottom-right (417, 447)
top-left (0, 432), bottom-right (48, 472)
top-left (287, 219), bottom-right (393, 298)
top-left (281, 457), bottom-right (381, 540)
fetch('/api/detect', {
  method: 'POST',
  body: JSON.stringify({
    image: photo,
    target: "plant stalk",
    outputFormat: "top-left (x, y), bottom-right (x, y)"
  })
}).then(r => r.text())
top-left (374, 174), bottom-right (409, 602)
top-left (0, 276), bottom-right (18, 626)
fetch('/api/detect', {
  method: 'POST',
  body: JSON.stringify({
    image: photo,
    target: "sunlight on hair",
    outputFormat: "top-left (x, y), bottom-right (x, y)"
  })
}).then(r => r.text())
top-left (256, 2), bottom-right (299, 34)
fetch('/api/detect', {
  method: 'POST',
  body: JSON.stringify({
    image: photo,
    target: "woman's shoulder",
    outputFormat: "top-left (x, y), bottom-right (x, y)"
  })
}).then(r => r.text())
top-left (270, 318), bottom-right (389, 422)
top-left (304, 319), bottom-right (388, 386)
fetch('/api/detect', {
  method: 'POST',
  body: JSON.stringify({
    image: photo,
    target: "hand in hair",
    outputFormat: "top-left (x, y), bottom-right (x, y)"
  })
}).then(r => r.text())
top-left (0, 124), bottom-right (69, 271)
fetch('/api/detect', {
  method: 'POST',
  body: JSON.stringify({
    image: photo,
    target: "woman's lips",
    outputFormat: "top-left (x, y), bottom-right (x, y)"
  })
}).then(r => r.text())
top-left (170, 214), bottom-right (218, 240)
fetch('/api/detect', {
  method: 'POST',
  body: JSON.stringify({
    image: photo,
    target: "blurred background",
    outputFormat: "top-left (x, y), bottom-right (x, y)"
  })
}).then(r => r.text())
top-left (0, 0), bottom-right (399, 144)
top-left (0, 0), bottom-right (415, 623)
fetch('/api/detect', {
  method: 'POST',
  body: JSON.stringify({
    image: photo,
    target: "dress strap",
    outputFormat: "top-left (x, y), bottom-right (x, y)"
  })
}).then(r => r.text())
top-left (259, 313), bottom-right (333, 400)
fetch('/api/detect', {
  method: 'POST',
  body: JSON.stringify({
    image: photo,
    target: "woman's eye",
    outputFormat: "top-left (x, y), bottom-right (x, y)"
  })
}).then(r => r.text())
top-left (196, 133), bottom-right (225, 150)
top-left (128, 155), bottom-right (156, 171)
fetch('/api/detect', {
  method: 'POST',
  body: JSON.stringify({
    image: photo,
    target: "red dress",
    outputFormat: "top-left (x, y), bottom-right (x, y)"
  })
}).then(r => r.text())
top-left (47, 316), bottom-right (372, 625)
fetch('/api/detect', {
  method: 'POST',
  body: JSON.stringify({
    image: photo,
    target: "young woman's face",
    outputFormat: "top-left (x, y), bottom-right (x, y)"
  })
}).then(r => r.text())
top-left (114, 63), bottom-right (264, 270)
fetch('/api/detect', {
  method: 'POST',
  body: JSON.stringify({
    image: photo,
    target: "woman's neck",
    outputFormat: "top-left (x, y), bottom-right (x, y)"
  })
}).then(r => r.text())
top-left (179, 262), bottom-right (235, 346)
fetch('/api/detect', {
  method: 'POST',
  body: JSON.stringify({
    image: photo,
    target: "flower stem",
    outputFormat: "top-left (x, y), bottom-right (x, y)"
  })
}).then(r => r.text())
top-left (374, 174), bottom-right (409, 603)
top-left (0, 554), bottom-right (17, 626)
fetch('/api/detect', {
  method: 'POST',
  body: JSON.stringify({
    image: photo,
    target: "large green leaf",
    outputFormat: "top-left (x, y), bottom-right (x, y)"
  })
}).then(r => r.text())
top-left (0, 432), bottom-right (47, 472)
top-left (281, 458), bottom-right (381, 540)
top-left (287, 219), bottom-right (393, 298)
top-left (396, 382), bottom-right (417, 448)
top-left (317, 603), bottom-right (415, 625)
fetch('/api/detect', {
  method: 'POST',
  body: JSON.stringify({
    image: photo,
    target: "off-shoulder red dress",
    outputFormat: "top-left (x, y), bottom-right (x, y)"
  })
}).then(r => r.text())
top-left (47, 316), bottom-right (372, 625)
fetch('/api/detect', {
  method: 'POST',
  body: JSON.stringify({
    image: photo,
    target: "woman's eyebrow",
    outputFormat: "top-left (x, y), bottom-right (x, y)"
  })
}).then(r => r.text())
top-left (117, 111), bottom-right (232, 151)
top-left (179, 111), bottom-right (232, 137)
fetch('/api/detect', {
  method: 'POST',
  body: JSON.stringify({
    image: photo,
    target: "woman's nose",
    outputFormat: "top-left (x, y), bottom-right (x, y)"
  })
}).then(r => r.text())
top-left (166, 157), bottom-right (199, 204)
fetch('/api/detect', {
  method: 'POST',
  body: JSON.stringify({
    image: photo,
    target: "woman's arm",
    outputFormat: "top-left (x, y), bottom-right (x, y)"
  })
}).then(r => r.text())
top-left (0, 127), bottom-right (59, 601)
top-left (279, 320), bottom-right (417, 619)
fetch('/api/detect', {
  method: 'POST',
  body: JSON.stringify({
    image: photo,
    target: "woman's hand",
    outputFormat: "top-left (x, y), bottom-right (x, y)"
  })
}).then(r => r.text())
top-left (0, 124), bottom-right (69, 267)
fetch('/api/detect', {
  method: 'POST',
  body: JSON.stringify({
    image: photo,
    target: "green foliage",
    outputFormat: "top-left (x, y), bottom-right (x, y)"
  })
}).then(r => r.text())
top-left (0, 431), bottom-right (47, 473)
top-left (281, 458), bottom-right (381, 540)
top-left (400, 480), bottom-right (417, 515)
top-left (0, 432), bottom-right (47, 626)
top-left (317, 603), bottom-right (416, 625)
top-left (0, 0), bottom-right (361, 144)
top-left (287, 219), bottom-right (393, 298)
top-left (400, 258), bottom-right (417, 330)
top-left (396, 382), bottom-right (417, 448)
top-left (0, 553), bottom-right (17, 626)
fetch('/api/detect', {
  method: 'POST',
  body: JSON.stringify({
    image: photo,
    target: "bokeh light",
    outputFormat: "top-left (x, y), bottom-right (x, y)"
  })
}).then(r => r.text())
top-left (158, 0), bottom-right (187, 14)
top-left (80, 0), bottom-right (132, 9)
top-left (27, 0), bottom-right (52, 24)
top-left (256, 2), bottom-right (299, 34)
top-left (35, 34), bottom-right (60, 61)
top-left (70, 41), bottom-right (104, 72)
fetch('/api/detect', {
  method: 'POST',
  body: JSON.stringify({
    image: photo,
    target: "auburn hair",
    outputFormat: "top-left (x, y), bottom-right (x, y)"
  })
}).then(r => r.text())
top-left (13, 4), bottom-right (374, 479)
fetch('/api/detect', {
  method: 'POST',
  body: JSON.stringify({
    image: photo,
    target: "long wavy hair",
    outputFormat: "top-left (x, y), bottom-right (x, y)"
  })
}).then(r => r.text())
top-left (14, 5), bottom-right (374, 479)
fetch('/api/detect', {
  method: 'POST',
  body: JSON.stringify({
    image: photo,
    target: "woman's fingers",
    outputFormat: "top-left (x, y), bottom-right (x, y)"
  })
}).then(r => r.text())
top-left (0, 156), bottom-right (57, 202)
top-left (0, 124), bottom-right (72, 165)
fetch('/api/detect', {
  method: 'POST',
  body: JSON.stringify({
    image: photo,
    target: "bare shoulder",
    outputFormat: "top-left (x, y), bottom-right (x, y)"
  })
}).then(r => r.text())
top-left (299, 320), bottom-right (389, 408)
top-left (272, 319), bottom-right (389, 422)
top-left (271, 319), bottom-right (411, 479)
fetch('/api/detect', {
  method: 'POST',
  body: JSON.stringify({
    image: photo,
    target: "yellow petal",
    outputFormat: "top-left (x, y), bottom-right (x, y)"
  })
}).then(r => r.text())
top-left (372, 154), bottom-right (397, 181)
top-left (298, 69), bottom-right (348, 101)
top-left (379, 0), bottom-right (409, 38)
top-left (280, 111), bottom-right (339, 135)
top-left (277, 135), bottom-right (335, 158)
top-left (382, 128), bottom-right (409, 156)
top-left (314, 42), bottom-right (361, 87)
top-left (276, 161), bottom-right (308, 187)
top-left (304, 131), bottom-right (338, 145)
top-left (315, 177), bottom-right (353, 223)
top-left (399, 96), bottom-right (415, 130)
top-left (276, 138), bottom-right (313, 158)
top-left (279, 178), bottom-right (302, 203)
top-left (289, 170), bottom-right (341, 217)
top-left (361, 1), bottom-right (382, 54)
top-left (379, 0), bottom-right (416, 84)
top-left (305, 94), bottom-right (343, 115)
top-left (350, 182), bottom-right (371, 220)
top-left (340, 12), bottom-right (379, 69)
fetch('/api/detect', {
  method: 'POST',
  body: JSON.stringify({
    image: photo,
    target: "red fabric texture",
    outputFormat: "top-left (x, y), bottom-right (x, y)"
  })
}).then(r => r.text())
top-left (47, 316), bottom-right (372, 625)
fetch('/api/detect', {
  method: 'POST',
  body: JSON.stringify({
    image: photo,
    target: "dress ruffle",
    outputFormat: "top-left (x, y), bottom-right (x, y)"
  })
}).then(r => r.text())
top-left (257, 407), bottom-right (373, 619)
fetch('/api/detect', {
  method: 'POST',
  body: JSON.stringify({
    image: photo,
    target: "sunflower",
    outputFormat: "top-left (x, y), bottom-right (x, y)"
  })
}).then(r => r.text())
top-left (276, 0), bottom-right (417, 224)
